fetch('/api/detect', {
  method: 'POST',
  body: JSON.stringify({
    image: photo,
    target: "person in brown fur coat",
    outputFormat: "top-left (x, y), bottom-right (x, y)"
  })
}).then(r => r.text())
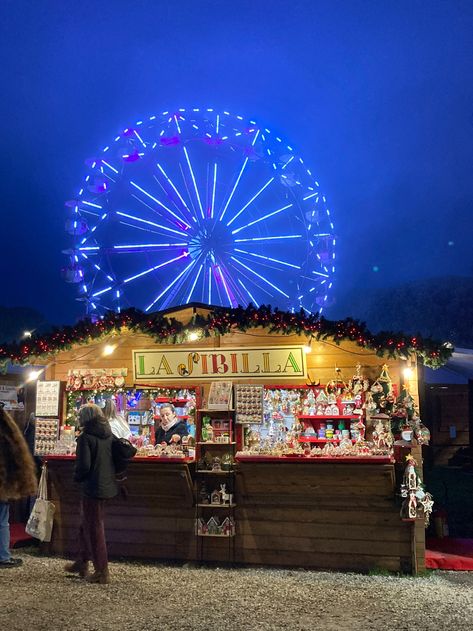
top-left (0, 405), bottom-right (37, 567)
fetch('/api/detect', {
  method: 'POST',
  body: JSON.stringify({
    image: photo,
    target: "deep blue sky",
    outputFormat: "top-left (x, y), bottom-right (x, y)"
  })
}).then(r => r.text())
top-left (1, 0), bottom-right (472, 324)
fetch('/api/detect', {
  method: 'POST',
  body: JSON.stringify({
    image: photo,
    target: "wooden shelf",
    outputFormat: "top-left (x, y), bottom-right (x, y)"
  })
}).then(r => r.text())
top-left (196, 533), bottom-right (235, 538)
top-left (197, 503), bottom-right (236, 508)
top-left (196, 470), bottom-right (234, 475)
top-left (198, 409), bottom-right (235, 413)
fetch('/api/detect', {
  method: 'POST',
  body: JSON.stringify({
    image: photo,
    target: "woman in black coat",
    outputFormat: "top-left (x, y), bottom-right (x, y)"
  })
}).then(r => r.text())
top-left (65, 404), bottom-right (117, 584)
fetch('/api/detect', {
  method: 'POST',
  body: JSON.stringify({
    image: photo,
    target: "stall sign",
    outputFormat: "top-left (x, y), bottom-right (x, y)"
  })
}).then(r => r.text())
top-left (66, 368), bottom-right (128, 391)
top-left (0, 384), bottom-right (23, 410)
top-left (0, 384), bottom-right (18, 402)
top-left (133, 346), bottom-right (306, 381)
top-left (36, 380), bottom-right (61, 417)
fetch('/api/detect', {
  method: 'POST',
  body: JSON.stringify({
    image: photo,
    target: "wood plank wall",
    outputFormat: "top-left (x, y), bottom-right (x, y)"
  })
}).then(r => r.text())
top-left (45, 460), bottom-right (196, 561)
top-left (46, 458), bottom-right (415, 573)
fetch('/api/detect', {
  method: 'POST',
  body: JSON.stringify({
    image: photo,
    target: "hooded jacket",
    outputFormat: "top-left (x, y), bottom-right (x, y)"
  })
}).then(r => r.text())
top-left (0, 408), bottom-right (37, 502)
top-left (74, 416), bottom-right (117, 499)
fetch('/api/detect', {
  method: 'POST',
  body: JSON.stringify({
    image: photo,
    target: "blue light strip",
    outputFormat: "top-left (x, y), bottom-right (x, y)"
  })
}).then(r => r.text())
top-left (208, 265), bottom-right (212, 304)
top-left (217, 266), bottom-right (233, 306)
top-left (145, 258), bottom-right (196, 312)
top-left (231, 203), bottom-right (293, 234)
top-left (114, 242), bottom-right (187, 249)
top-left (234, 235), bottom-right (302, 243)
top-left (219, 129), bottom-right (260, 221)
top-left (237, 278), bottom-right (259, 307)
top-left (281, 156), bottom-right (294, 170)
top-left (183, 146), bottom-right (204, 219)
top-left (211, 163), bottom-right (217, 219)
top-left (185, 263), bottom-right (204, 303)
top-left (81, 201), bottom-right (103, 209)
top-left (230, 257), bottom-right (289, 298)
top-left (226, 177), bottom-right (275, 227)
top-left (133, 130), bottom-right (146, 147)
top-left (102, 160), bottom-right (119, 174)
top-left (92, 286), bottom-right (112, 297)
top-left (116, 211), bottom-right (187, 236)
top-left (156, 163), bottom-right (192, 216)
top-left (124, 253), bottom-right (189, 284)
top-left (130, 180), bottom-right (191, 229)
top-left (234, 248), bottom-right (300, 269)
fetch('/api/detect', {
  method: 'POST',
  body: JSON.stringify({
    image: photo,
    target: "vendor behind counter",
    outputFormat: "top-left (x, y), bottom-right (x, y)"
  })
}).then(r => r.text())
top-left (154, 403), bottom-right (188, 445)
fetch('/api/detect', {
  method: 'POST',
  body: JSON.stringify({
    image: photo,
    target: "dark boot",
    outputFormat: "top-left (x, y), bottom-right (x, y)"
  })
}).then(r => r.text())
top-left (64, 560), bottom-right (89, 578)
top-left (86, 568), bottom-right (110, 584)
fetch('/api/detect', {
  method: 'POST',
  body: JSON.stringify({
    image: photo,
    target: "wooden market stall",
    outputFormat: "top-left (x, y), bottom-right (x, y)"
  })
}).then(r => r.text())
top-left (2, 303), bottom-right (447, 574)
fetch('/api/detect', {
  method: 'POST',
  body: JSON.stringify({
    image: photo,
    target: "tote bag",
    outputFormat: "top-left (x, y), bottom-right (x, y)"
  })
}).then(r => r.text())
top-left (26, 464), bottom-right (55, 542)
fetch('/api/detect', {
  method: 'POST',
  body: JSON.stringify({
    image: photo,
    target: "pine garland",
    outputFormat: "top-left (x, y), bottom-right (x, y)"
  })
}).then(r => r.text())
top-left (0, 304), bottom-right (453, 368)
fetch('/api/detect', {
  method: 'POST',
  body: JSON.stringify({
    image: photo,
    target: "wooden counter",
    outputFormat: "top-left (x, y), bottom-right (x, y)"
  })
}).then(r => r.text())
top-left (231, 460), bottom-right (419, 573)
top-left (44, 457), bottom-right (422, 573)
top-left (44, 457), bottom-right (195, 561)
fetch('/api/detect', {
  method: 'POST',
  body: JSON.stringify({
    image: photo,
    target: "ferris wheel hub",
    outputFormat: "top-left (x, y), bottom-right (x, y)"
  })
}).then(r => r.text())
top-left (188, 218), bottom-right (233, 262)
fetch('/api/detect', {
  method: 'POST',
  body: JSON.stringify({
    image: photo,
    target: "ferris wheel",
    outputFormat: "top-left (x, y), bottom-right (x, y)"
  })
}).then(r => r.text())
top-left (63, 108), bottom-right (336, 315)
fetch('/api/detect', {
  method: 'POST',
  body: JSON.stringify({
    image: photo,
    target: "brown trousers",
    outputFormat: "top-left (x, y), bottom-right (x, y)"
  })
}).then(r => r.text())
top-left (77, 496), bottom-right (108, 572)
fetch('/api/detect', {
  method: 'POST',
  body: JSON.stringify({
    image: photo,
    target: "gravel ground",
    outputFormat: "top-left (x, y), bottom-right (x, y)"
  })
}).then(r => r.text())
top-left (1, 548), bottom-right (473, 631)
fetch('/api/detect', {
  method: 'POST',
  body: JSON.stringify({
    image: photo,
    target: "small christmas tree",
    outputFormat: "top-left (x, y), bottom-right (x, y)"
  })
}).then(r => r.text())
top-left (400, 455), bottom-right (434, 525)
top-left (369, 364), bottom-right (395, 415)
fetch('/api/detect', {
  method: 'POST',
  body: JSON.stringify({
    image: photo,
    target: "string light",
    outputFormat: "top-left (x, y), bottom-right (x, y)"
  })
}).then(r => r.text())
top-left (0, 305), bottom-right (452, 369)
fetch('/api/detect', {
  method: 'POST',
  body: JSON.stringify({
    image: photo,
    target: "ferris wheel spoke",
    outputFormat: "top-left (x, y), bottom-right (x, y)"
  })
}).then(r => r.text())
top-left (234, 248), bottom-right (301, 270)
top-left (155, 164), bottom-right (195, 221)
top-left (231, 203), bottom-right (294, 235)
top-left (210, 163), bottom-right (217, 219)
top-left (123, 253), bottom-right (190, 285)
top-left (130, 180), bottom-right (191, 229)
top-left (116, 211), bottom-right (188, 237)
top-left (182, 146), bottom-right (204, 219)
top-left (281, 155), bottom-right (295, 170)
top-left (185, 262), bottom-right (204, 303)
top-left (226, 177), bottom-right (275, 227)
top-left (237, 278), bottom-right (260, 308)
top-left (230, 256), bottom-right (289, 299)
top-left (130, 193), bottom-right (188, 231)
top-left (218, 129), bottom-right (260, 222)
top-left (234, 234), bottom-right (302, 244)
top-left (162, 254), bottom-right (204, 309)
top-left (226, 258), bottom-right (274, 299)
top-left (145, 258), bottom-right (197, 312)
top-left (91, 286), bottom-right (113, 298)
top-left (213, 258), bottom-right (237, 307)
top-left (216, 266), bottom-right (234, 307)
top-left (101, 160), bottom-right (120, 175)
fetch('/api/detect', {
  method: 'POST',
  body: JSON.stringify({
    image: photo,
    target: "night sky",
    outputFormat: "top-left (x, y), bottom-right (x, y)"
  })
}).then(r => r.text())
top-left (1, 0), bottom-right (472, 325)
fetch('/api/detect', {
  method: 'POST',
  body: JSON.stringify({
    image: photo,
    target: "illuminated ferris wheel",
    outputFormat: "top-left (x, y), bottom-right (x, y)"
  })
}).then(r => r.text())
top-left (63, 108), bottom-right (336, 315)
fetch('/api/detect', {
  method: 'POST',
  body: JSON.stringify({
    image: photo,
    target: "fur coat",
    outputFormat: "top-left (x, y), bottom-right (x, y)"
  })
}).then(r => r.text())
top-left (0, 408), bottom-right (38, 501)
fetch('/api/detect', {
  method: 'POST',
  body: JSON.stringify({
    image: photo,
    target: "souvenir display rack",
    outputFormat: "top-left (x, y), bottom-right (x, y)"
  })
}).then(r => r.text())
top-left (194, 407), bottom-right (237, 559)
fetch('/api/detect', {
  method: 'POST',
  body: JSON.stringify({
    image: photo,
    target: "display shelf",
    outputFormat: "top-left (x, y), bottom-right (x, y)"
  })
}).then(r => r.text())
top-left (196, 533), bottom-right (235, 538)
top-left (198, 409), bottom-right (235, 413)
top-left (197, 441), bottom-right (236, 446)
top-left (196, 469), bottom-right (234, 475)
top-left (235, 455), bottom-right (393, 464)
top-left (298, 415), bottom-right (360, 420)
top-left (297, 437), bottom-right (357, 444)
top-left (197, 503), bottom-right (237, 508)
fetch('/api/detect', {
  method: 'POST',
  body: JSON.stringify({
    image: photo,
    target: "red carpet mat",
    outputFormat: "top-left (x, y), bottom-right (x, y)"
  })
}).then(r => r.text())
top-left (426, 538), bottom-right (473, 570)
top-left (10, 523), bottom-right (34, 548)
